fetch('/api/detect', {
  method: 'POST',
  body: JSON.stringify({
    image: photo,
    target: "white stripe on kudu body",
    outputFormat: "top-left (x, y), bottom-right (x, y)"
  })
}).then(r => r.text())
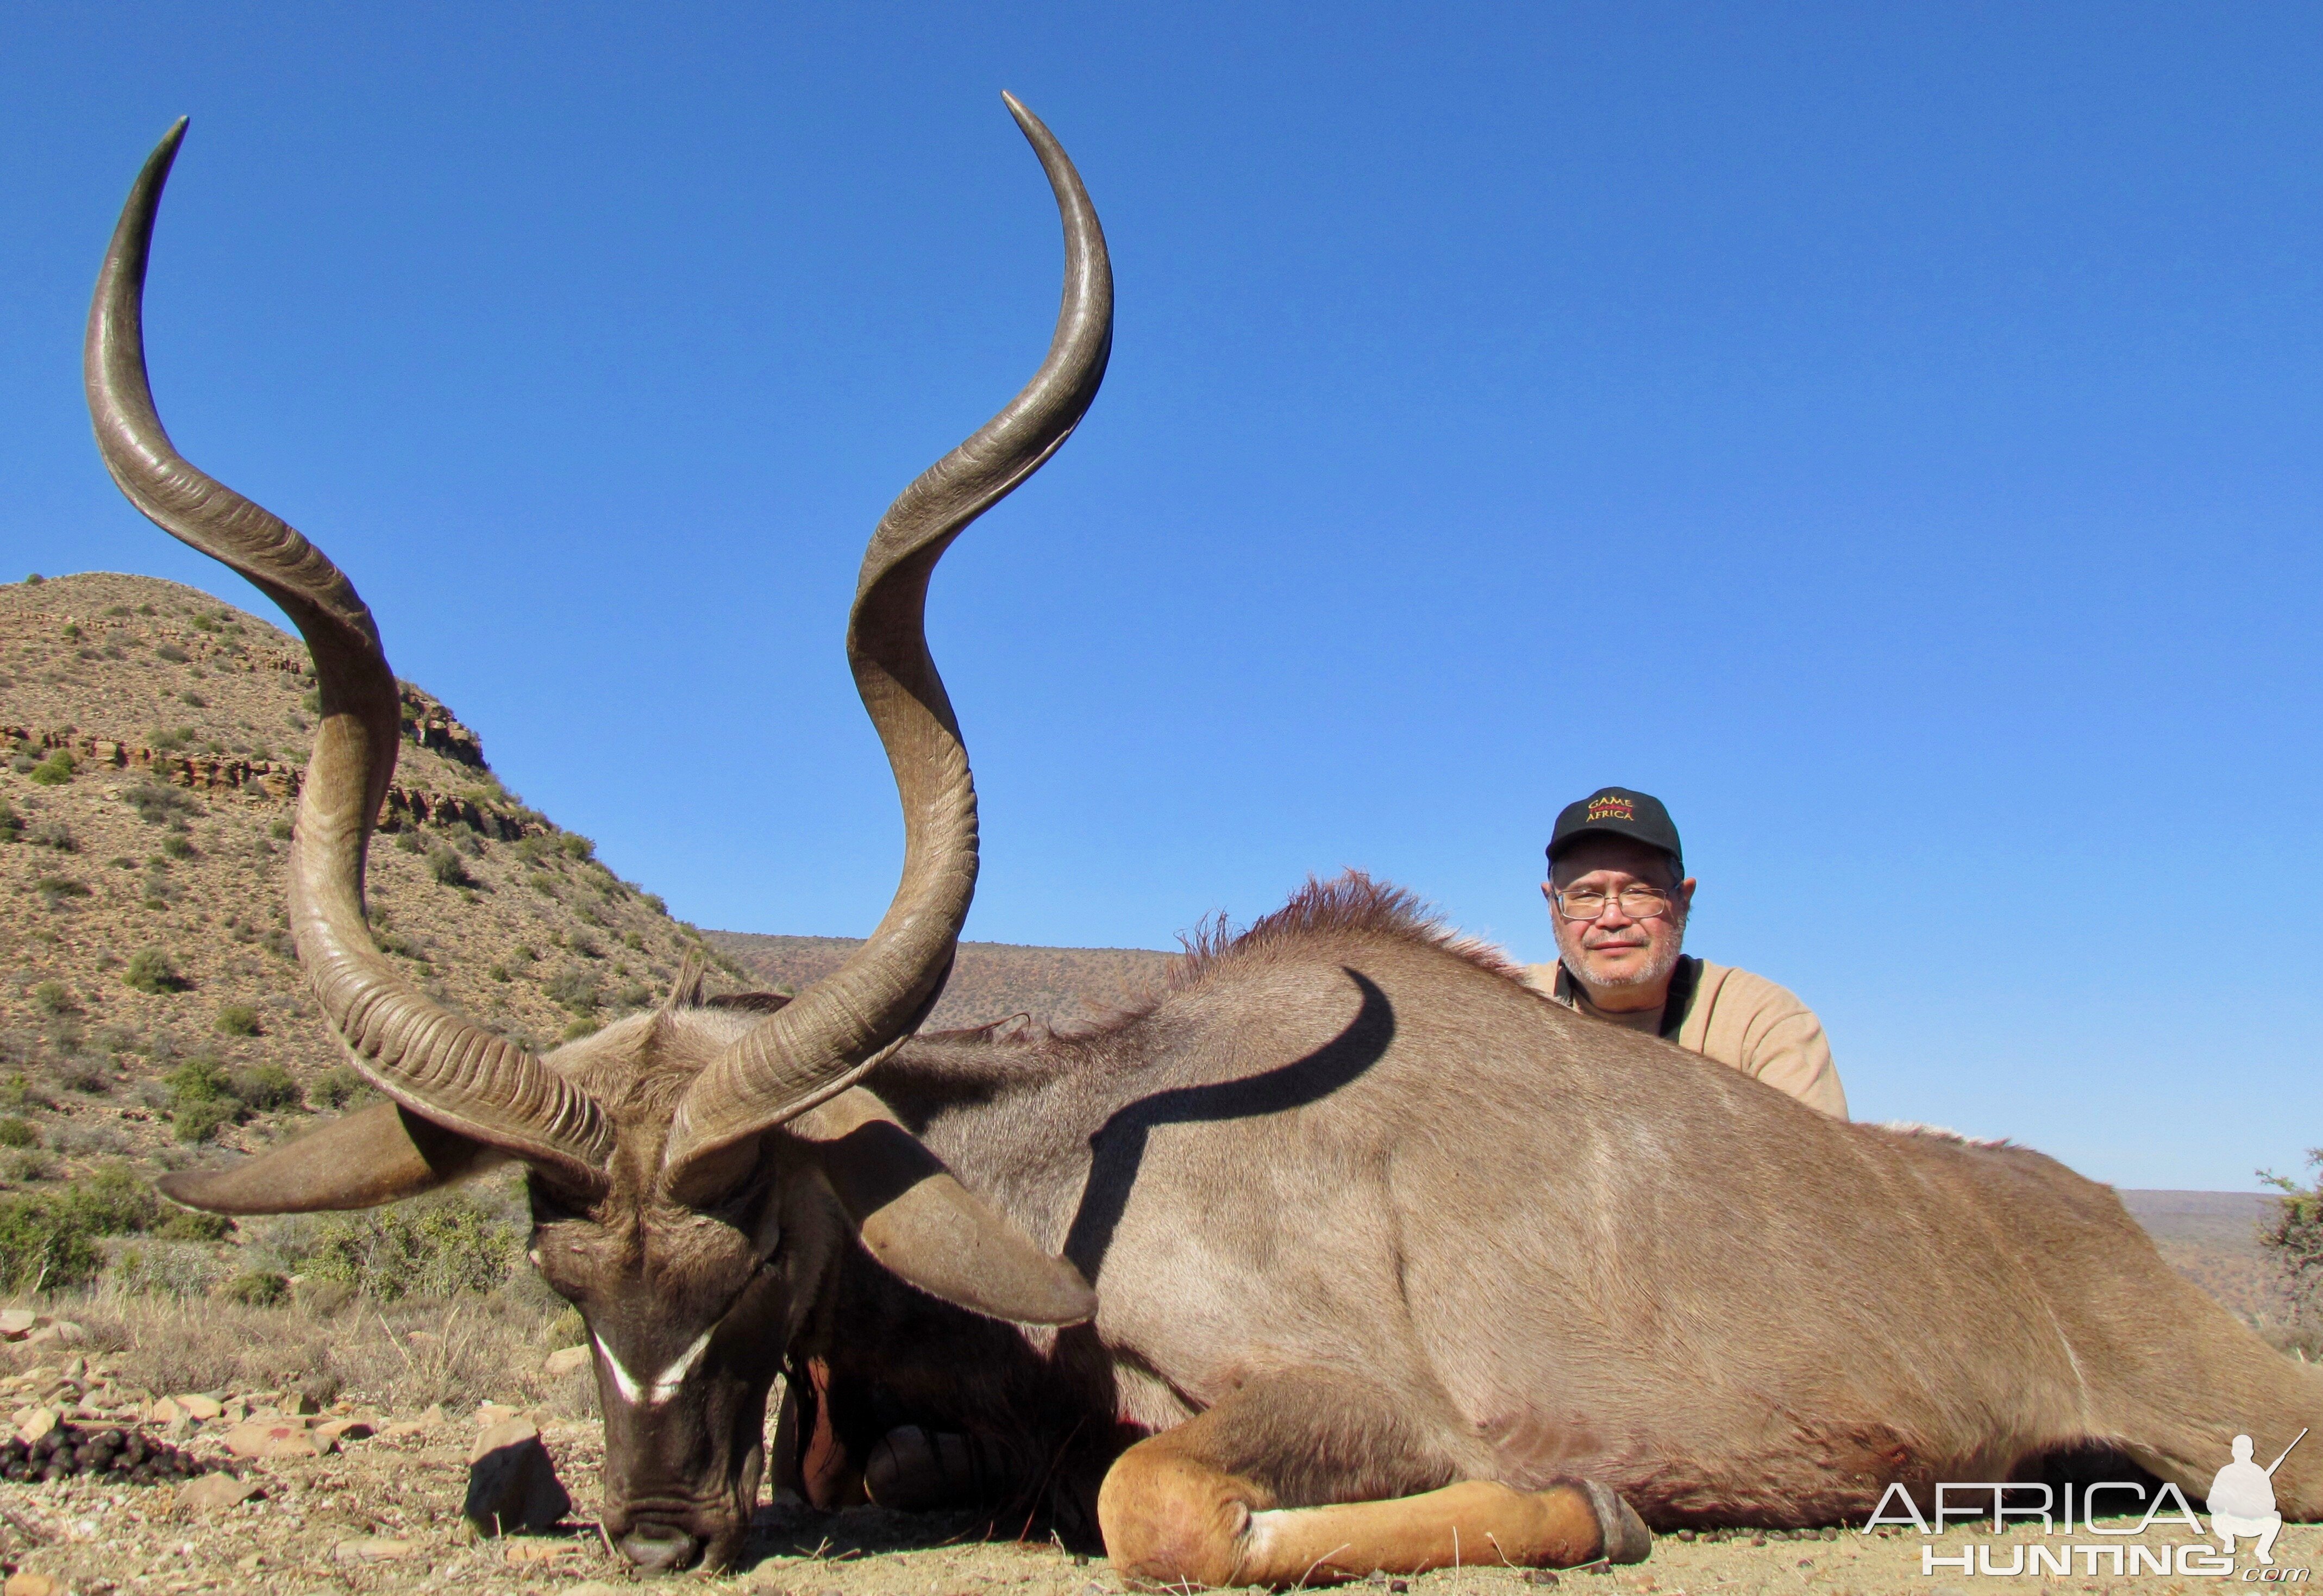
top-left (597, 1329), bottom-right (714, 1407)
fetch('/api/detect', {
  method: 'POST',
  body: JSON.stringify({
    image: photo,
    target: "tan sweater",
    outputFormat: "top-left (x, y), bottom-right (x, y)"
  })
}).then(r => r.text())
top-left (1520, 957), bottom-right (1849, 1120)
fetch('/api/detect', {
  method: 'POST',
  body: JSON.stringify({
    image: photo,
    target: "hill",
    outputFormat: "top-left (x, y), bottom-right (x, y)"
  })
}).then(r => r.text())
top-left (704, 931), bottom-right (1174, 1031)
top-left (0, 571), bottom-right (722, 1185)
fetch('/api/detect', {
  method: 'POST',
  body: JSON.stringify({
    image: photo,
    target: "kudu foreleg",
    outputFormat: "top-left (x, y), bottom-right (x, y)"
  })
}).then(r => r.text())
top-left (1095, 1372), bottom-right (1649, 1587)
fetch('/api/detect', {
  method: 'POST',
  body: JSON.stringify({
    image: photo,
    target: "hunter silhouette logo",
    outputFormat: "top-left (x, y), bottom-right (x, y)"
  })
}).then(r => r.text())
top-left (1585, 794), bottom-right (1636, 822)
top-left (2212, 1429), bottom-right (2307, 1566)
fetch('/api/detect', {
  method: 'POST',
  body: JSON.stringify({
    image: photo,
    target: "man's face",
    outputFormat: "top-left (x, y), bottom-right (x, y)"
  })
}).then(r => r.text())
top-left (1543, 836), bottom-right (1696, 994)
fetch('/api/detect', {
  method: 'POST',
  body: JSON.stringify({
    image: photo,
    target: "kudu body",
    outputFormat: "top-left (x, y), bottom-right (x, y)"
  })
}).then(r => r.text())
top-left (88, 108), bottom-right (2320, 1586)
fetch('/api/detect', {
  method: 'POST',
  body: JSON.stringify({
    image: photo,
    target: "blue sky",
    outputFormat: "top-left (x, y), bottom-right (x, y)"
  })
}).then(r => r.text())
top-left (3, 5), bottom-right (2318, 1189)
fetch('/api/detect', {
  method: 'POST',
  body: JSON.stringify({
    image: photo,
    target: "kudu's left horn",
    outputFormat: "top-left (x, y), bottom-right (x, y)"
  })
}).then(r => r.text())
top-left (87, 119), bottom-right (615, 1194)
top-left (659, 92), bottom-right (1113, 1186)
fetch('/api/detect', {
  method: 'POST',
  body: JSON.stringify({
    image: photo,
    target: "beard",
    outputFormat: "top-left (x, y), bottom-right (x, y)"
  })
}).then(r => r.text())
top-left (1562, 910), bottom-right (1687, 992)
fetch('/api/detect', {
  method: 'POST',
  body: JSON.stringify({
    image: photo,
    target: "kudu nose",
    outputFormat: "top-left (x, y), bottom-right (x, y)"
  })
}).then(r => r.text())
top-left (617, 1524), bottom-right (701, 1571)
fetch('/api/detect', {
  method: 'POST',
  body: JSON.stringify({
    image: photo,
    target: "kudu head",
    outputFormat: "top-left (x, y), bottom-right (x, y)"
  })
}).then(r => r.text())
top-left (85, 98), bottom-right (1110, 1573)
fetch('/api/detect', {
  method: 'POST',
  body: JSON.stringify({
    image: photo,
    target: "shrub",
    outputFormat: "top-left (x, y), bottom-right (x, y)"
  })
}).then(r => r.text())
top-left (269, 818), bottom-right (293, 841)
top-left (30, 982), bottom-right (77, 1017)
top-left (2262, 1149), bottom-right (2323, 1325)
top-left (154, 643), bottom-right (188, 662)
top-left (312, 1065), bottom-right (371, 1110)
top-left (123, 949), bottom-right (189, 993)
top-left (124, 785), bottom-right (197, 831)
top-left (160, 833), bottom-right (195, 860)
top-left (0, 800), bottom-right (18, 844)
top-left (213, 1004), bottom-right (261, 1037)
top-left (178, 690), bottom-right (206, 708)
top-left (153, 1207), bottom-right (231, 1241)
top-left (641, 892), bottom-right (667, 915)
top-left (59, 622), bottom-right (78, 641)
top-left (488, 963), bottom-right (511, 982)
top-left (559, 833), bottom-right (596, 861)
top-left (106, 1240), bottom-right (228, 1299)
top-left (190, 613), bottom-right (218, 634)
top-left (229, 1063), bottom-right (301, 1113)
top-left (221, 1269), bottom-right (289, 1306)
top-left (0, 1165), bottom-right (159, 1288)
top-left (427, 846), bottom-right (475, 887)
top-left (0, 1119), bottom-right (39, 1150)
top-left (163, 1056), bottom-right (231, 1105)
top-left (393, 830), bottom-right (423, 854)
top-left (21, 573), bottom-right (41, 585)
top-left (172, 1097), bottom-right (241, 1144)
top-left (295, 1190), bottom-right (522, 1300)
top-left (26, 820), bottom-right (72, 852)
top-left (28, 752), bottom-right (73, 786)
top-left (34, 876), bottom-right (90, 906)
top-left (543, 968), bottom-right (600, 1013)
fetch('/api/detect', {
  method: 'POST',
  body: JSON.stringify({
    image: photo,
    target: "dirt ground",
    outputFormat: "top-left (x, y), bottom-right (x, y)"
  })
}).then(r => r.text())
top-left (0, 1396), bottom-right (2314, 1596)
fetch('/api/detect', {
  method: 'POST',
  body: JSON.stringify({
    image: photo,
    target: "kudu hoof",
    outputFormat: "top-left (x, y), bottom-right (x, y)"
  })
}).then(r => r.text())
top-left (1585, 1482), bottom-right (1652, 1564)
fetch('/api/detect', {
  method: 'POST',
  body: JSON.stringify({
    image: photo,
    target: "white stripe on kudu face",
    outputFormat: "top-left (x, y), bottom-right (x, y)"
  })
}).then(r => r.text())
top-left (595, 1327), bottom-right (715, 1407)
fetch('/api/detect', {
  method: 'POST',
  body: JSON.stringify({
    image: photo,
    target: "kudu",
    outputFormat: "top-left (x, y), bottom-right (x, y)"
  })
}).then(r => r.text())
top-left (93, 107), bottom-right (2322, 1586)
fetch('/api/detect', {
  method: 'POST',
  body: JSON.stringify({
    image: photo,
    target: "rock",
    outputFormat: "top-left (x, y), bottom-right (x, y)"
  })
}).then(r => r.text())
top-left (21, 1320), bottom-right (84, 1348)
top-left (464, 1418), bottom-right (570, 1536)
top-left (333, 1537), bottom-right (416, 1563)
top-left (0, 1310), bottom-right (37, 1341)
top-left (563, 1585), bottom-right (629, 1596)
top-left (542, 1345), bottom-right (591, 1379)
top-left (173, 1393), bottom-right (224, 1420)
top-left (474, 1401), bottom-right (521, 1429)
top-left (177, 1474), bottom-right (264, 1513)
top-left (2, 1573), bottom-right (59, 1596)
top-left (146, 1397), bottom-right (183, 1423)
top-left (287, 1390), bottom-right (321, 1416)
top-left (222, 1420), bottom-right (330, 1460)
top-left (315, 1417), bottom-right (375, 1444)
top-left (14, 1406), bottom-right (56, 1443)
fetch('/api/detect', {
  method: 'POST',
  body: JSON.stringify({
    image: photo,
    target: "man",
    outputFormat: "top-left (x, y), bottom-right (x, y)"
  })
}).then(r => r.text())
top-left (2208, 1432), bottom-right (2291, 1566)
top-left (1520, 786), bottom-right (1848, 1119)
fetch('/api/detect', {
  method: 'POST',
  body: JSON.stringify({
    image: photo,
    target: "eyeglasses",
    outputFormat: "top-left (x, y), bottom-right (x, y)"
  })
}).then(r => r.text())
top-left (1552, 886), bottom-right (1675, 922)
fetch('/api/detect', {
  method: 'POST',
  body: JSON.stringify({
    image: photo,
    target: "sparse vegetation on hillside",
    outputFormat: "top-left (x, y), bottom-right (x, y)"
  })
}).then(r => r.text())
top-left (2261, 1149), bottom-right (2323, 1350)
top-left (0, 571), bottom-right (729, 1310)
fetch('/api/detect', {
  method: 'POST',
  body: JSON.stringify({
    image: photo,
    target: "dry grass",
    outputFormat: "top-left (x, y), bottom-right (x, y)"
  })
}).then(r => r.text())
top-left (1, 1283), bottom-right (594, 1420)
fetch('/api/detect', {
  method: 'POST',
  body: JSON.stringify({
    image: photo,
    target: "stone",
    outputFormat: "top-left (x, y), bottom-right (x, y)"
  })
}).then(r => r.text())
top-left (315, 1417), bottom-right (374, 1445)
top-left (177, 1474), bottom-right (264, 1513)
top-left (2, 1573), bottom-right (59, 1596)
top-left (542, 1345), bottom-right (591, 1379)
top-left (222, 1420), bottom-right (329, 1460)
top-left (287, 1389), bottom-right (322, 1416)
top-left (474, 1401), bottom-right (521, 1429)
top-left (172, 1393), bottom-right (224, 1420)
top-left (563, 1585), bottom-right (629, 1596)
top-left (0, 1311), bottom-right (34, 1342)
top-left (145, 1394), bottom-right (184, 1422)
top-left (14, 1406), bottom-right (56, 1443)
top-left (464, 1417), bottom-right (570, 1536)
top-left (333, 1537), bottom-right (416, 1563)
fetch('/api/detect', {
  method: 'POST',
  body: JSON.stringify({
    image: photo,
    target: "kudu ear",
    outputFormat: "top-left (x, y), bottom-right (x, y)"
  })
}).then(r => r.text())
top-left (157, 1101), bottom-right (503, 1215)
top-left (788, 1088), bottom-right (1096, 1328)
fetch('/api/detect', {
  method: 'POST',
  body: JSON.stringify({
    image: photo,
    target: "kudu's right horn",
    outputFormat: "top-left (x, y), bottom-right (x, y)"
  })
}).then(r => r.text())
top-left (660, 92), bottom-right (1113, 1190)
top-left (86, 119), bottom-right (616, 1194)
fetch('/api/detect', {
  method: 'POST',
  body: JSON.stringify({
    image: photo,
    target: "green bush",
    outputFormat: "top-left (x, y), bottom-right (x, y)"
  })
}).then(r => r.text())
top-left (123, 948), bottom-right (189, 993)
top-left (559, 833), bottom-right (595, 861)
top-left (296, 1190), bottom-right (522, 1300)
top-left (213, 1004), bottom-right (261, 1037)
top-left (312, 1065), bottom-right (371, 1110)
top-left (28, 752), bottom-right (73, 786)
top-left (124, 781), bottom-right (198, 825)
top-left (269, 818), bottom-right (294, 841)
top-left (229, 1063), bottom-right (301, 1112)
top-left (160, 833), bottom-right (195, 860)
top-left (163, 1056), bottom-right (231, 1105)
top-left (426, 846), bottom-right (474, 888)
top-left (178, 690), bottom-right (206, 708)
top-left (0, 1165), bottom-right (160, 1289)
top-left (34, 877), bottom-right (90, 906)
top-left (221, 1269), bottom-right (289, 1306)
top-left (172, 1098), bottom-right (240, 1144)
top-left (154, 1207), bottom-right (232, 1242)
top-left (27, 820), bottom-right (71, 852)
top-left (0, 800), bottom-right (18, 844)
top-left (30, 981), bottom-right (76, 1017)
top-left (153, 643), bottom-right (187, 664)
top-left (393, 830), bottom-right (423, 854)
top-left (0, 1119), bottom-right (39, 1150)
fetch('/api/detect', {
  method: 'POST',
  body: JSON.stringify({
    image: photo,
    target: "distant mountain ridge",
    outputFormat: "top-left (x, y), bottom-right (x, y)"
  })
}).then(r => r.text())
top-left (703, 930), bottom-right (1174, 1033)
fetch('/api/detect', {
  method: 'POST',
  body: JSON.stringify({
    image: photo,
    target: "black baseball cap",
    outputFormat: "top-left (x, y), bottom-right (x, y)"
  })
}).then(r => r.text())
top-left (1547, 787), bottom-right (1683, 872)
